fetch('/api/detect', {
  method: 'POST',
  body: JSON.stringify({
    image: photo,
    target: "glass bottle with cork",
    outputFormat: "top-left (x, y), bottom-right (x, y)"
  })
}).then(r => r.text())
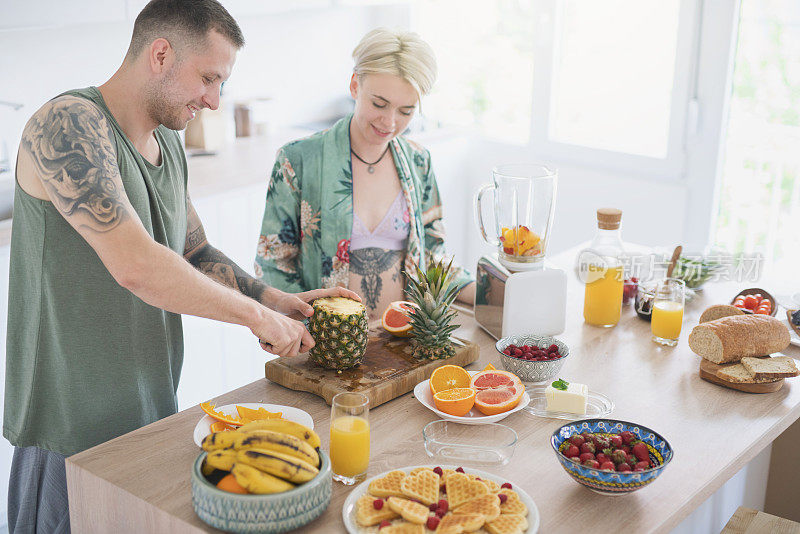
top-left (583, 208), bottom-right (625, 327)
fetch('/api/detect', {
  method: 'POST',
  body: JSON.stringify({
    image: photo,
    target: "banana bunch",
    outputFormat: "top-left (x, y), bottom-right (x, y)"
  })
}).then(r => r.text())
top-left (201, 418), bottom-right (322, 495)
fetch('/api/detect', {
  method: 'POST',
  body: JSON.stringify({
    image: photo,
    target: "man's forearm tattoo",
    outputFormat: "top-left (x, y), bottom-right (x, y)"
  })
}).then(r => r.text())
top-left (188, 245), bottom-right (269, 302)
top-left (21, 98), bottom-right (127, 232)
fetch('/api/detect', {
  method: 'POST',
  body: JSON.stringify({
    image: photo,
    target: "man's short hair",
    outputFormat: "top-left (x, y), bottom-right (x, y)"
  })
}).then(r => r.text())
top-left (126, 0), bottom-right (244, 60)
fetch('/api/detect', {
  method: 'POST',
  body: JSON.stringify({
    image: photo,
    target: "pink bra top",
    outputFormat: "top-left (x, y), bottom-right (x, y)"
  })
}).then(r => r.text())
top-left (350, 191), bottom-right (410, 251)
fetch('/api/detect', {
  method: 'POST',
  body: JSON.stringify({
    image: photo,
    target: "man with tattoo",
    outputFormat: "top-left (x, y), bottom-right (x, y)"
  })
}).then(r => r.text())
top-left (4, 1), bottom-right (356, 531)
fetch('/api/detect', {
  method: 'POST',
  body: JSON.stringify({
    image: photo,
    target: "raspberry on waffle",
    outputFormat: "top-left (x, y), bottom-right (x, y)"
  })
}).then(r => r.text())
top-left (497, 489), bottom-right (527, 516)
top-left (399, 469), bottom-right (439, 505)
top-left (444, 472), bottom-right (489, 508)
top-left (485, 513), bottom-right (529, 534)
top-left (355, 495), bottom-right (399, 527)
top-left (452, 493), bottom-right (501, 522)
top-left (387, 497), bottom-right (430, 524)
top-left (368, 470), bottom-right (407, 498)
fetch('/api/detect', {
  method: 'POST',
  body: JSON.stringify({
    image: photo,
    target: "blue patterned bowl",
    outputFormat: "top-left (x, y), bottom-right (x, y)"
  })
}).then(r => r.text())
top-left (496, 334), bottom-right (569, 383)
top-left (191, 450), bottom-right (331, 533)
top-left (550, 419), bottom-right (673, 495)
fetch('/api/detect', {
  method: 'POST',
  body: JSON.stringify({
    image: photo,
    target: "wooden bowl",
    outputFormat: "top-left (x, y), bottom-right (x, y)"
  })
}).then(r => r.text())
top-left (787, 309), bottom-right (800, 337)
top-left (730, 287), bottom-right (778, 317)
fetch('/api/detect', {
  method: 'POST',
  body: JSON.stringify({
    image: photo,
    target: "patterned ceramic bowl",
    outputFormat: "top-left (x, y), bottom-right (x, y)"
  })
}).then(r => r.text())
top-left (496, 334), bottom-right (569, 383)
top-left (191, 450), bottom-right (331, 533)
top-left (550, 419), bottom-right (673, 495)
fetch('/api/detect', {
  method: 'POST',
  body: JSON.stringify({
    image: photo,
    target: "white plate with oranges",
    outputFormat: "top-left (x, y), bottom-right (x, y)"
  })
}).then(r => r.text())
top-left (414, 367), bottom-right (531, 425)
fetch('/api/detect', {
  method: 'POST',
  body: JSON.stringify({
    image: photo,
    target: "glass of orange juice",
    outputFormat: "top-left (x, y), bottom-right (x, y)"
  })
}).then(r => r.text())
top-left (651, 278), bottom-right (685, 346)
top-left (330, 392), bottom-right (370, 485)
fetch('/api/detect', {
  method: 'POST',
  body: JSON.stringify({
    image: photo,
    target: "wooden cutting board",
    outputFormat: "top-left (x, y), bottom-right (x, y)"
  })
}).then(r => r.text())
top-left (699, 359), bottom-right (783, 393)
top-left (264, 329), bottom-right (480, 408)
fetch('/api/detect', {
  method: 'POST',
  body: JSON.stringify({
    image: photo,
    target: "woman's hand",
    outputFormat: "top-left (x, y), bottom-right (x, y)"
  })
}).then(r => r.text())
top-left (265, 286), bottom-right (362, 318)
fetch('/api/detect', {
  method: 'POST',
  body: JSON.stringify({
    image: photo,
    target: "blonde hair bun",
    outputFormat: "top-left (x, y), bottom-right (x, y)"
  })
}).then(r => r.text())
top-left (352, 28), bottom-right (437, 99)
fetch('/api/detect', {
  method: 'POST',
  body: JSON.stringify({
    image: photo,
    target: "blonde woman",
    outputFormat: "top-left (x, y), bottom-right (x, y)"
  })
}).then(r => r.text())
top-left (255, 28), bottom-right (474, 320)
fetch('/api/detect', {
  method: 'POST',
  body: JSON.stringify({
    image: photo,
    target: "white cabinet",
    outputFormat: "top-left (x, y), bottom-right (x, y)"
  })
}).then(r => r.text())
top-left (0, 0), bottom-right (126, 30)
top-left (177, 181), bottom-right (279, 410)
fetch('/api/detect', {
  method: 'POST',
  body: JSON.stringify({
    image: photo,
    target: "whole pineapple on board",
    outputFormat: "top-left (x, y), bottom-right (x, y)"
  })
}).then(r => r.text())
top-left (308, 297), bottom-right (369, 370)
top-left (406, 258), bottom-right (461, 360)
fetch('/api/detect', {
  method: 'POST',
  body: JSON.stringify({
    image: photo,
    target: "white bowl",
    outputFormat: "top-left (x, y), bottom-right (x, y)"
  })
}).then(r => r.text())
top-left (496, 334), bottom-right (569, 383)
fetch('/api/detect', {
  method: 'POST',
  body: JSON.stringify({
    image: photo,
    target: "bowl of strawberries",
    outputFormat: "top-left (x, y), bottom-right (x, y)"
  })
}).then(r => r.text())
top-left (550, 419), bottom-right (673, 495)
top-left (496, 334), bottom-right (569, 383)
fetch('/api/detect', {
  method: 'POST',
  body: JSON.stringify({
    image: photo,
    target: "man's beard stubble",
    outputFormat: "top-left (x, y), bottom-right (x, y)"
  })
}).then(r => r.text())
top-left (144, 68), bottom-right (190, 131)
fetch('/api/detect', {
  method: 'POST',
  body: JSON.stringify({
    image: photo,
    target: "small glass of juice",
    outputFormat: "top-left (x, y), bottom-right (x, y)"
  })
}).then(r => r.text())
top-left (651, 278), bottom-right (685, 346)
top-left (330, 392), bottom-right (370, 485)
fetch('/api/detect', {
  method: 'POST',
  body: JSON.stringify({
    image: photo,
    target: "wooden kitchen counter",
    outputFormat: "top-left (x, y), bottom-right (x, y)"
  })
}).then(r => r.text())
top-left (65, 250), bottom-right (800, 533)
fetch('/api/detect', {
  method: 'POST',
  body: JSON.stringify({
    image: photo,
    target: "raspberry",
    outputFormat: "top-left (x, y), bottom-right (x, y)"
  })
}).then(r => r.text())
top-left (548, 344), bottom-right (559, 353)
top-left (433, 466), bottom-right (443, 476)
top-left (455, 467), bottom-right (465, 473)
top-left (441, 484), bottom-right (447, 493)
top-left (379, 520), bottom-right (391, 529)
top-left (429, 502), bottom-right (438, 512)
top-left (427, 516), bottom-right (441, 530)
top-left (435, 508), bottom-right (446, 518)
top-left (373, 499), bottom-right (384, 510)
top-left (438, 499), bottom-right (449, 513)
top-left (498, 493), bottom-right (508, 504)
top-left (501, 482), bottom-right (512, 489)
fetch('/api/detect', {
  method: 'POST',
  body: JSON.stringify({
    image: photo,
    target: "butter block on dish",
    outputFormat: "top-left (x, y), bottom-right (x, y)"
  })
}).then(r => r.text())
top-left (545, 380), bottom-right (588, 414)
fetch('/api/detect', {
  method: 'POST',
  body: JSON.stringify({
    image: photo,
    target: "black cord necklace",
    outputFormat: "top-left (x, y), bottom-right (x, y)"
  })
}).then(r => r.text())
top-left (351, 145), bottom-right (390, 174)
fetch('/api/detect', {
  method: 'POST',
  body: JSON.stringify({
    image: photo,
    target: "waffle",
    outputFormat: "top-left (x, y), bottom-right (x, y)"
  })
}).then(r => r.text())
top-left (435, 513), bottom-right (485, 534)
top-left (452, 493), bottom-right (501, 522)
top-left (387, 497), bottom-right (430, 524)
top-left (467, 473), bottom-right (501, 493)
top-left (484, 513), bottom-right (529, 534)
top-left (409, 467), bottom-right (432, 477)
top-left (440, 468), bottom-right (457, 487)
top-left (497, 489), bottom-right (527, 515)
top-left (445, 472), bottom-right (489, 508)
top-left (355, 494), bottom-right (399, 527)
top-left (381, 522), bottom-right (425, 534)
top-left (369, 470), bottom-right (407, 498)
top-left (400, 469), bottom-right (439, 505)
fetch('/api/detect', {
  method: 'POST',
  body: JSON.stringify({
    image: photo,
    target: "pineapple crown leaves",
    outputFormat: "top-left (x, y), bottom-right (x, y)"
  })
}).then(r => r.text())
top-left (403, 257), bottom-right (461, 347)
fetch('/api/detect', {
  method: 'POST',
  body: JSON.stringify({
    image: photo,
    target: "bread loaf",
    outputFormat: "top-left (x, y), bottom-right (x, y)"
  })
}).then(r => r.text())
top-left (688, 314), bottom-right (790, 364)
top-left (699, 304), bottom-right (745, 323)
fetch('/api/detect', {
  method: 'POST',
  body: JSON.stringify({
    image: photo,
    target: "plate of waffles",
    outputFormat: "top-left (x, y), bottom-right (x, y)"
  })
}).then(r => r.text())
top-left (343, 464), bottom-right (539, 534)
top-left (414, 372), bottom-right (531, 425)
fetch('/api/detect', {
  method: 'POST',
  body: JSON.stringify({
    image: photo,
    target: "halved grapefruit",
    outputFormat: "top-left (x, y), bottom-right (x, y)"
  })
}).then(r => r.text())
top-left (470, 370), bottom-right (524, 416)
top-left (381, 301), bottom-right (418, 337)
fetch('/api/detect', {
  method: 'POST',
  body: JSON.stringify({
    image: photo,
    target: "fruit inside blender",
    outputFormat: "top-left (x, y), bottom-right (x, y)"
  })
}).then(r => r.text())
top-left (499, 226), bottom-right (541, 257)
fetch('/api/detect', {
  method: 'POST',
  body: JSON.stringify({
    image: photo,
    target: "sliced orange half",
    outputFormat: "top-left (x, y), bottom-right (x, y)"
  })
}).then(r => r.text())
top-left (429, 364), bottom-right (472, 396)
top-left (381, 301), bottom-right (418, 337)
top-left (433, 388), bottom-right (476, 417)
top-left (200, 402), bottom-right (243, 426)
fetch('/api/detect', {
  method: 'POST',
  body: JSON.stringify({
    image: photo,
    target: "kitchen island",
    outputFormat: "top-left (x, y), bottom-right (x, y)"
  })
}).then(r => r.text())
top-left (65, 248), bottom-right (800, 533)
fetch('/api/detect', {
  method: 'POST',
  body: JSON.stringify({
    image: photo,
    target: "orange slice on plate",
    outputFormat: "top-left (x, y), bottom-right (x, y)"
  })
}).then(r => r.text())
top-left (433, 388), bottom-right (476, 417)
top-left (429, 364), bottom-right (472, 396)
top-left (236, 405), bottom-right (283, 423)
top-left (482, 363), bottom-right (496, 371)
top-left (209, 421), bottom-right (234, 433)
top-left (381, 301), bottom-right (418, 337)
top-left (469, 370), bottom-right (524, 416)
top-left (200, 402), bottom-right (243, 426)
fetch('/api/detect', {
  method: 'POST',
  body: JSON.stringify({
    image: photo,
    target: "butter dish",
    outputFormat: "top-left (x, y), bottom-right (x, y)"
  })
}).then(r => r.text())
top-left (524, 385), bottom-right (613, 421)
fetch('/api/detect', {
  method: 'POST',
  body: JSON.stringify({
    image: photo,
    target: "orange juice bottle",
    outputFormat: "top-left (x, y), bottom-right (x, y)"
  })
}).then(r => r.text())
top-left (330, 415), bottom-right (370, 479)
top-left (583, 208), bottom-right (625, 327)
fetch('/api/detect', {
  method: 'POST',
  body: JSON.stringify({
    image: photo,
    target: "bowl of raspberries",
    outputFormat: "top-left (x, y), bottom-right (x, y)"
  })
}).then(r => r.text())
top-left (495, 334), bottom-right (569, 383)
top-left (550, 419), bottom-right (673, 495)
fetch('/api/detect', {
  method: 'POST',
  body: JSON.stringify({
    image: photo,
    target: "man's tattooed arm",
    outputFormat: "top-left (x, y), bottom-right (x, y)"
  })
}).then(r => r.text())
top-left (183, 197), bottom-right (271, 303)
top-left (20, 96), bottom-right (130, 233)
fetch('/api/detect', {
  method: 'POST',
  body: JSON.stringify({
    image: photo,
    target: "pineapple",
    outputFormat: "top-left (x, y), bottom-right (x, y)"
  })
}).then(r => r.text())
top-left (308, 297), bottom-right (369, 370)
top-left (405, 258), bottom-right (461, 360)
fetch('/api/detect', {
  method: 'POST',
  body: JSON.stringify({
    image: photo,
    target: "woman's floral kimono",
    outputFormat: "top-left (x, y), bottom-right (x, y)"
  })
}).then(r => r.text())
top-left (254, 114), bottom-right (472, 294)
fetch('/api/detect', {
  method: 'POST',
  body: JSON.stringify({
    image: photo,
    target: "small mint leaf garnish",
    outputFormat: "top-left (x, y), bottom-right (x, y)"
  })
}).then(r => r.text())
top-left (552, 378), bottom-right (569, 391)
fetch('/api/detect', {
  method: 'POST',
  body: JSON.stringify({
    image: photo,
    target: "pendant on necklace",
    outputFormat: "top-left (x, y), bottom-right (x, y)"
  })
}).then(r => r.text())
top-left (368, 165), bottom-right (375, 174)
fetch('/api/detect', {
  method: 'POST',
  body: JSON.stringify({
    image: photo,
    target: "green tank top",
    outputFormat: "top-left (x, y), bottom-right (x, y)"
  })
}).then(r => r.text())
top-left (4, 87), bottom-right (187, 456)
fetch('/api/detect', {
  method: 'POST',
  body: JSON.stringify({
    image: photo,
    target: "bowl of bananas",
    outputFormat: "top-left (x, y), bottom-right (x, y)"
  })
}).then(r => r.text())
top-left (192, 419), bottom-right (331, 534)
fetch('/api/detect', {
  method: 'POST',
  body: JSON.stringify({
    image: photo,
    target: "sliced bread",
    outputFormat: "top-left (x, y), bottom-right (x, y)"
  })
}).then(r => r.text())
top-left (688, 314), bottom-right (791, 364)
top-left (699, 304), bottom-right (746, 323)
top-left (741, 356), bottom-right (799, 380)
top-left (715, 362), bottom-right (781, 384)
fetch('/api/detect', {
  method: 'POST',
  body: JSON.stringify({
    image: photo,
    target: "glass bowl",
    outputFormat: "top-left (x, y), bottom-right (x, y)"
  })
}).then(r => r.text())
top-left (422, 420), bottom-right (517, 466)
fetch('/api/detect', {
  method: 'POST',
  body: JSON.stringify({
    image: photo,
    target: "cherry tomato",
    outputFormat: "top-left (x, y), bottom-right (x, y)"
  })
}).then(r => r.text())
top-left (760, 299), bottom-right (772, 310)
top-left (755, 308), bottom-right (770, 314)
top-left (743, 295), bottom-right (758, 310)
